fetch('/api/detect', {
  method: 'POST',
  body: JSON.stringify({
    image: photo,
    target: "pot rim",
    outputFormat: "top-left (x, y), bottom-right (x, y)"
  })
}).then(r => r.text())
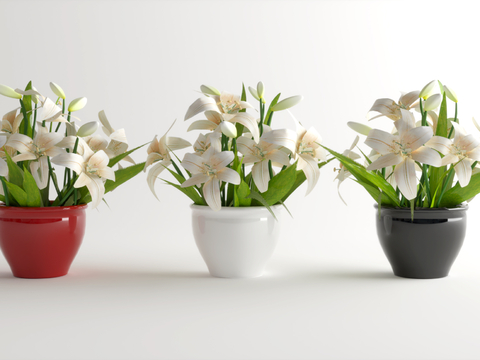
top-left (0, 203), bottom-right (88, 212)
top-left (374, 203), bottom-right (468, 219)
top-left (190, 204), bottom-right (282, 214)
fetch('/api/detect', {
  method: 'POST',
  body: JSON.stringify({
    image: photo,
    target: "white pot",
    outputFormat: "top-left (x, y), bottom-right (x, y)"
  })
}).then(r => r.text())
top-left (191, 204), bottom-right (282, 278)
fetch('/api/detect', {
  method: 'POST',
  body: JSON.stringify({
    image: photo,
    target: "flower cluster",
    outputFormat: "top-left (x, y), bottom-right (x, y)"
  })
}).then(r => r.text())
top-left (144, 82), bottom-right (329, 211)
top-left (332, 80), bottom-right (480, 209)
top-left (0, 82), bottom-right (143, 209)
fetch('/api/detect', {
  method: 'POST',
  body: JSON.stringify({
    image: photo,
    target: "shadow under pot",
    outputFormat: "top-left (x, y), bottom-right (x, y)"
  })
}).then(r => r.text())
top-left (191, 204), bottom-right (282, 278)
top-left (0, 204), bottom-right (87, 279)
top-left (375, 204), bottom-right (467, 279)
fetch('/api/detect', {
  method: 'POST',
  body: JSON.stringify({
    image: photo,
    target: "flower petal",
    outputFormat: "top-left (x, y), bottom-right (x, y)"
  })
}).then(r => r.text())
top-left (181, 153), bottom-right (204, 174)
top-left (12, 153), bottom-right (36, 162)
top-left (229, 113), bottom-right (260, 143)
top-left (51, 153), bottom-right (84, 174)
top-left (261, 128), bottom-right (297, 154)
top-left (458, 134), bottom-right (480, 152)
top-left (441, 154), bottom-right (459, 166)
top-left (109, 128), bottom-right (128, 144)
top-left (267, 149), bottom-right (290, 166)
top-left (403, 126), bottom-right (433, 151)
top-left (298, 154), bottom-right (320, 196)
top-left (6, 133), bottom-right (33, 153)
top-left (182, 173), bottom-right (210, 188)
top-left (74, 172), bottom-right (92, 188)
top-left (367, 98), bottom-right (399, 120)
top-left (347, 122), bottom-right (372, 136)
top-left (98, 110), bottom-right (114, 135)
top-left (147, 160), bottom-right (172, 200)
top-left (0, 158), bottom-right (8, 176)
top-left (365, 129), bottom-right (397, 155)
top-left (184, 97), bottom-right (219, 121)
top-left (88, 150), bottom-right (109, 170)
top-left (85, 175), bottom-right (105, 209)
top-left (426, 136), bottom-right (452, 155)
top-left (467, 146), bottom-right (480, 162)
top-left (203, 178), bottom-right (221, 211)
top-left (187, 120), bottom-right (218, 132)
top-left (411, 146), bottom-right (441, 167)
top-left (399, 91), bottom-right (420, 107)
top-left (455, 158), bottom-right (473, 187)
top-left (394, 158), bottom-right (417, 200)
top-left (210, 151), bottom-right (234, 170)
top-left (30, 157), bottom-right (49, 190)
top-left (366, 153), bottom-right (403, 171)
top-left (96, 166), bottom-right (115, 181)
top-left (252, 161), bottom-right (270, 193)
top-left (216, 167), bottom-right (241, 185)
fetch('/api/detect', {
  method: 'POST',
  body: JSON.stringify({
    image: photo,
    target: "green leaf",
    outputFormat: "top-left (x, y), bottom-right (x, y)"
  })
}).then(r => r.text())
top-left (108, 142), bottom-right (148, 168)
top-left (428, 165), bottom-right (447, 202)
top-left (234, 179), bottom-right (252, 207)
top-left (260, 162), bottom-right (297, 206)
top-left (80, 163), bottom-right (145, 204)
top-left (246, 190), bottom-right (277, 220)
top-left (439, 172), bottom-right (480, 208)
top-left (323, 145), bottom-right (400, 207)
top-left (280, 158), bottom-right (334, 202)
top-left (264, 93), bottom-right (281, 126)
top-left (23, 166), bottom-right (42, 207)
top-left (436, 92), bottom-right (448, 137)
top-left (165, 167), bottom-right (205, 205)
top-left (162, 178), bottom-right (204, 205)
top-left (4, 181), bottom-right (27, 206)
top-left (5, 152), bottom-right (24, 188)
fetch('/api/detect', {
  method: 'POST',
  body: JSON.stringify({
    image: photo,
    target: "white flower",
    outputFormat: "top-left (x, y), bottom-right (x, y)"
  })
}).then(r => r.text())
top-left (193, 132), bottom-right (221, 154)
top-left (419, 80), bottom-right (437, 100)
top-left (145, 122), bottom-right (191, 199)
top-left (181, 147), bottom-right (240, 211)
top-left (187, 110), bottom-right (260, 143)
top-left (237, 126), bottom-right (292, 193)
top-left (1, 109), bottom-right (23, 137)
top-left (6, 126), bottom-right (64, 189)
top-left (426, 122), bottom-right (480, 187)
top-left (68, 97), bottom-right (87, 112)
top-left (184, 90), bottom-right (254, 120)
top-left (423, 94), bottom-right (442, 111)
top-left (365, 109), bottom-right (441, 200)
top-left (444, 85), bottom-right (458, 103)
top-left (98, 110), bottom-right (133, 164)
top-left (367, 91), bottom-right (420, 121)
top-left (52, 141), bottom-right (114, 209)
top-left (0, 84), bottom-right (22, 99)
top-left (271, 95), bottom-right (303, 112)
top-left (50, 82), bottom-right (66, 100)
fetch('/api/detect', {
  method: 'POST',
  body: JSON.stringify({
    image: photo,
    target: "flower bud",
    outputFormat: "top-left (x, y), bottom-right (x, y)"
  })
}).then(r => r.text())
top-left (68, 97), bottom-right (87, 112)
top-left (0, 84), bottom-right (22, 99)
top-left (347, 122), bottom-right (372, 136)
top-left (271, 95), bottom-right (303, 111)
top-left (248, 87), bottom-right (260, 101)
top-left (50, 82), bottom-right (66, 100)
top-left (200, 85), bottom-right (221, 96)
top-left (419, 80), bottom-right (436, 100)
top-left (444, 85), bottom-right (458, 103)
top-left (219, 121), bottom-right (237, 138)
top-left (423, 94), bottom-right (442, 111)
top-left (77, 121), bottom-right (99, 137)
top-left (256, 81), bottom-right (264, 99)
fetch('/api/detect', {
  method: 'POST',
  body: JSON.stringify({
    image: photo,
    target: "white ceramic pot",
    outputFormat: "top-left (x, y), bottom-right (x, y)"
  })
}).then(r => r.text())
top-left (191, 204), bottom-right (282, 278)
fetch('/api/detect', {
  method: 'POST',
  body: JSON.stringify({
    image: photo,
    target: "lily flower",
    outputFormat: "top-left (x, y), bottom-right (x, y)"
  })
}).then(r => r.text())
top-left (334, 136), bottom-right (360, 205)
top-left (261, 116), bottom-right (326, 195)
top-left (181, 147), bottom-right (240, 211)
top-left (1, 109), bottom-right (23, 137)
top-left (193, 132), bottom-right (222, 154)
top-left (185, 90), bottom-right (254, 121)
top-left (52, 141), bottom-right (115, 209)
top-left (426, 122), bottom-right (480, 187)
top-left (6, 126), bottom-right (64, 189)
top-left (145, 122), bottom-right (191, 199)
top-left (365, 109), bottom-right (441, 200)
top-left (237, 125), bottom-right (292, 192)
top-left (187, 110), bottom-right (260, 143)
top-left (98, 110), bottom-right (134, 164)
top-left (367, 91), bottom-right (420, 121)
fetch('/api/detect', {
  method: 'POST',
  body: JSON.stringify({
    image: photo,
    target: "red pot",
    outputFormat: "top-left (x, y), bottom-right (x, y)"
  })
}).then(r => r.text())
top-left (0, 204), bottom-right (87, 279)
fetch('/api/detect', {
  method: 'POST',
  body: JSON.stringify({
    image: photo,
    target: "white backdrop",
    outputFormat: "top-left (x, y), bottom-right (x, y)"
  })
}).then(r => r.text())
top-left (1, 1), bottom-right (480, 359)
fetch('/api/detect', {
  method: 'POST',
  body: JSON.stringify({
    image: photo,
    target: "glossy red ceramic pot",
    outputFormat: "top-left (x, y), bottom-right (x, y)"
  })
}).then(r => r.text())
top-left (0, 204), bottom-right (87, 278)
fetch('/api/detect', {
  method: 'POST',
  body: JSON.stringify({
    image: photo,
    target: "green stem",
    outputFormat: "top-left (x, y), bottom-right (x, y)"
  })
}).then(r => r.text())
top-left (268, 160), bottom-right (274, 180)
top-left (58, 175), bottom-right (79, 206)
top-left (32, 103), bottom-right (37, 138)
top-left (447, 102), bottom-right (458, 139)
top-left (19, 99), bottom-right (29, 135)
top-left (419, 99), bottom-right (427, 127)
top-left (48, 157), bottom-right (61, 198)
top-left (1, 177), bottom-right (10, 206)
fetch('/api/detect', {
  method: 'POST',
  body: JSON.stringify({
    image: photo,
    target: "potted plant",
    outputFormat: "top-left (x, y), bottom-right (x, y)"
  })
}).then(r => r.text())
top-left (144, 82), bottom-right (330, 278)
top-left (327, 80), bottom-right (480, 279)
top-left (0, 82), bottom-right (145, 278)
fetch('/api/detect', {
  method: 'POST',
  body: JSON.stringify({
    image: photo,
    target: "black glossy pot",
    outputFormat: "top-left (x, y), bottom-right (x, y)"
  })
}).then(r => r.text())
top-left (375, 205), bottom-right (468, 279)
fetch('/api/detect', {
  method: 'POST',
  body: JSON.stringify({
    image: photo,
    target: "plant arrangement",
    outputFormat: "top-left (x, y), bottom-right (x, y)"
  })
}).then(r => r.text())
top-left (328, 80), bottom-right (480, 214)
top-left (144, 82), bottom-right (330, 215)
top-left (0, 81), bottom-right (144, 209)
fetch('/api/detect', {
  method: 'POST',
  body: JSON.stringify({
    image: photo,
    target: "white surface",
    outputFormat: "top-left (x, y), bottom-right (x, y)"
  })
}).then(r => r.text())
top-left (1, 1), bottom-right (480, 359)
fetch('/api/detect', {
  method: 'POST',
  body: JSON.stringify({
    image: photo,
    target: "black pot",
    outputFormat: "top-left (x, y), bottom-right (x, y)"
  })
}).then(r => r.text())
top-left (375, 205), bottom-right (468, 279)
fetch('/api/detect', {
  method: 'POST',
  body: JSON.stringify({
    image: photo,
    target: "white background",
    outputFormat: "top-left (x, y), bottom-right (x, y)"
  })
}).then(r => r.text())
top-left (1, 1), bottom-right (480, 359)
